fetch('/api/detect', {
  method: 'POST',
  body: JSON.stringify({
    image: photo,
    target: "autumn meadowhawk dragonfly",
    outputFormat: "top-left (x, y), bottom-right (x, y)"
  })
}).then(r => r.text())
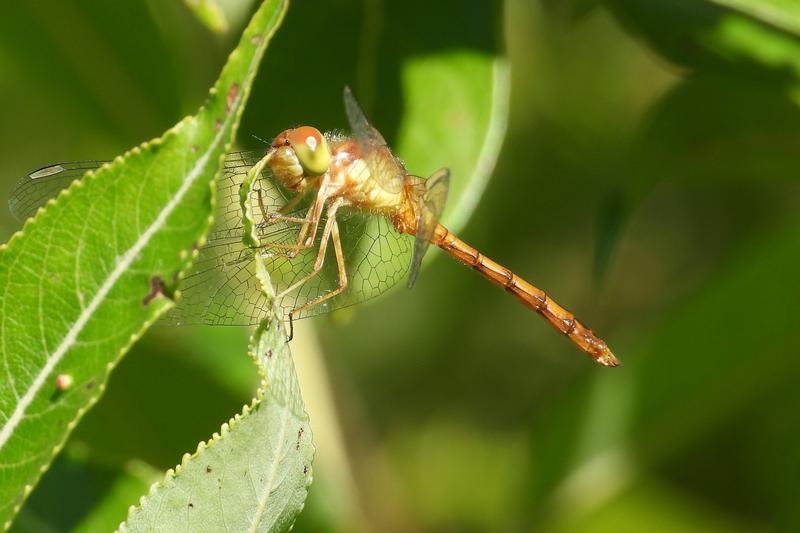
top-left (8, 88), bottom-right (618, 367)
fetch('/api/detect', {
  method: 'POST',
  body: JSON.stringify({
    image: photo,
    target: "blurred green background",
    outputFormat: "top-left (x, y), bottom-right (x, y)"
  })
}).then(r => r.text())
top-left (2, 0), bottom-right (800, 531)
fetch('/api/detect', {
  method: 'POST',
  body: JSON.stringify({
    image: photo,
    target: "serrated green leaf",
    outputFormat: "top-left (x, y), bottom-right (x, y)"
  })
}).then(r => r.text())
top-left (119, 266), bottom-right (312, 532)
top-left (184, 0), bottom-right (230, 34)
top-left (0, 0), bottom-right (287, 528)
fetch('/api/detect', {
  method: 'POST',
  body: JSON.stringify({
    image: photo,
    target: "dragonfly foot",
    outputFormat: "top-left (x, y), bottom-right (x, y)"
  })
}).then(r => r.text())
top-left (286, 313), bottom-right (295, 342)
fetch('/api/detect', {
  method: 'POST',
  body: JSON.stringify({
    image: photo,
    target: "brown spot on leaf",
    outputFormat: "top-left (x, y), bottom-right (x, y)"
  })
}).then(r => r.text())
top-left (206, 465), bottom-right (212, 473)
top-left (266, 349), bottom-right (273, 359)
top-left (188, 502), bottom-right (194, 509)
top-left (227, 83), bottom-right (239, 114)
top-left (85, 379), bottom-right (96, 390)
top-left (296, 427), bottom-right (304, 450)
top-left (303, 465), bottom-right (309, 475)
top-left (142, 276), bottom-right (166, 306)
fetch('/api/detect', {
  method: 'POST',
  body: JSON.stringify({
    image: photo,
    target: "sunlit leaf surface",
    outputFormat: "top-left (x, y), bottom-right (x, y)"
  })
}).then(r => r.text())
top-left (0, 0), bottom-right (287, 528)
top-left (120, 308), bottom-right (312, 532)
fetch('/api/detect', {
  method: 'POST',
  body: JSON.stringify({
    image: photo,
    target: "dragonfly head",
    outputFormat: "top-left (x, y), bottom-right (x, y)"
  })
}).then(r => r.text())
top-left (268, 126), bottom-right (330, 190)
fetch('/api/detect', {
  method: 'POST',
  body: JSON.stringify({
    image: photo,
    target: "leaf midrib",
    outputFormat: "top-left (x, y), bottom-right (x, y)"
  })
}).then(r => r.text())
top-left (0, 78), bottom-right (247, 453)
top-left (248, 407), bottom-right (290, 533)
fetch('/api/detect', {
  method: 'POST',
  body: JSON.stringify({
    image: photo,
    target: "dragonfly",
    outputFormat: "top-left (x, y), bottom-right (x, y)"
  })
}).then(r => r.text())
top-left (8, 87), bottom-right (619, 367)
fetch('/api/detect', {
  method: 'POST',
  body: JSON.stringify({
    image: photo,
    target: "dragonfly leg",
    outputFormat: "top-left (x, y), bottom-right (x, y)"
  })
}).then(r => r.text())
top-left (276, 199), bottom-right (346, 338)
top-left (288, 217), bottom-right (348, 324)
top-left (275, 198), bottom-right (343, 300)
top-left (258, 192), bottom-right (328, 258)
top-left (255, 187), bottom-right (306, 223)
top-left (264, 213), bottom-right (311, 224)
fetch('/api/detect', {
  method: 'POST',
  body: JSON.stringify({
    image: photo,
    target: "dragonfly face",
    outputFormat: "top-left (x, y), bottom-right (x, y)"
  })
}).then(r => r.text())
top-left (267, 125), bottom-right (330, 192)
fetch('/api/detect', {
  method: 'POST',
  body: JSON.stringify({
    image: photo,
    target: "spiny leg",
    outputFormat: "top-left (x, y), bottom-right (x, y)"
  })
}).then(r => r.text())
top-left (275, 198), bottom-right (344, 340)
top-left (287, 218), bottom-right (348, 338)
top-left (254, 187), bottom-right (309, 233)
top-left (276, 198), bottom-right (343, 300)
top-left (256, 187), bottom-right (306, 222)
top-left (257, 191), bottom-right (327, 258)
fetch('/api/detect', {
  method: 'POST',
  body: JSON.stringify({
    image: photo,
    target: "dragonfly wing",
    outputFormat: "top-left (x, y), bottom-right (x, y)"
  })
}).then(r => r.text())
top-left (9, 160), bottom-right (109, 221)
top-left (162, 150), bottom-right (288, 325)
top-left (343, 86), bottom-right (405, 194)
top-left (8, 152), bottom-right (264, 222)
top-left (164, 154), bottom-right (413, 324)
top-left (11, 150), bottom-right (413, 325)
top-left (286, 212), bottom-right (413, 319)
top-left (407, 168), bottom-right (450, 288)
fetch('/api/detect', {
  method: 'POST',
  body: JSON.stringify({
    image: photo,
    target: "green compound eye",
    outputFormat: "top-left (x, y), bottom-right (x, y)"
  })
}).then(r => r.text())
top-left (288, 126), bottom-right (330, 176)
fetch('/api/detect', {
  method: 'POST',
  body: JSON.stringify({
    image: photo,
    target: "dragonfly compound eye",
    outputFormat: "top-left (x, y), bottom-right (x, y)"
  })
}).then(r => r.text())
top-left (287, 126), bottom-right (330, 177)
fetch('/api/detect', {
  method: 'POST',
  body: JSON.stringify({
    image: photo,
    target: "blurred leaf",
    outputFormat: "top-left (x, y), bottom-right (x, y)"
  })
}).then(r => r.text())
top-left (395, 53), bottom-right (510, 233)
top-left (628, 218), bottom-right (800, 466)
top-left (592, 69), bottom-right (800, 281)
top-left (389, 421), bottom-right (528, 532)
top-left (550, 479), bottom-right (752, 532)
top-left (9, 452), bottom-right (158, 533)
top-left (67, 331), bottom-right (254, 470)
top-left (592, 190), bottom-right (628, 284)
top-left (119, 312), bottom-right (313, 532)
top-left (709, 0), bottom-right (800, 36)
top-left (74, 461), bottom-right (159, 533)
top-left (184, 0), bottom-right (229, 34)
top-left (541, 0), bottom-right (604, 21)
top-left (547, 215), bottom-right (800, 527)
top-left (608, 0), bottom-right (800, 75)
top-left (0, 0), bottom-right (287, 528)
top-left (635, 72), bottom-right (800, 187)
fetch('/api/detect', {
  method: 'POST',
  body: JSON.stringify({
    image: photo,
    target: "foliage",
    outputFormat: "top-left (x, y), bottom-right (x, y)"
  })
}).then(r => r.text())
top-left (120, 309), bottom-right (313, 532)
top-left (1, 0), bottom-right (799, 531)
top-left (0, 0), bottom-right (292, 529)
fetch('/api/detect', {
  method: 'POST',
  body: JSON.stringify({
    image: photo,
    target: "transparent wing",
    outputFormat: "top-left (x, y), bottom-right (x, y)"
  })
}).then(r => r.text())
top-left (407, 168), bottom-right (450, 288)
top-left (343, 86), bottom-right (406, 194)
top-left (11, 150), bottom-right (413, 325)
top-left (9, 160), bottom-right (109, 220)
top-left (162, 154), bottom-right (414, 325)
top-left (8, 153), bottom-right (263, 222)
top-left (162, 150), bottom-right (274, 325)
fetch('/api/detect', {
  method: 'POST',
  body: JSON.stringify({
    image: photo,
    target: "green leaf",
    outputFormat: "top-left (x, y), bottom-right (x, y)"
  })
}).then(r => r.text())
top-left (394, 52), bottom-right (510, 234)
top-left (592, 70), bottom-right (800, 280)
top-left (635, 73), bottom-right (800, 187)
top-left (708, 0), bottom-right (800, 37)
top-left (534, 215), bottom-right (800, 522)
top-left (0, 0), bottom-right (287, 528)
top-left (119, 272), bottom-right (313, 532)
top-left (184, 0), bottom-right (229, 34)
top-left (608, 0), bottom-right (800, 76)
top-left (7, 451), bottom-right (158, 533)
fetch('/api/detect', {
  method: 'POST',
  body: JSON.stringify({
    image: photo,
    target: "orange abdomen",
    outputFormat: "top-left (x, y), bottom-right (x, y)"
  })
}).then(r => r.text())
top-left (432, 225), bottom-right (619, 367)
